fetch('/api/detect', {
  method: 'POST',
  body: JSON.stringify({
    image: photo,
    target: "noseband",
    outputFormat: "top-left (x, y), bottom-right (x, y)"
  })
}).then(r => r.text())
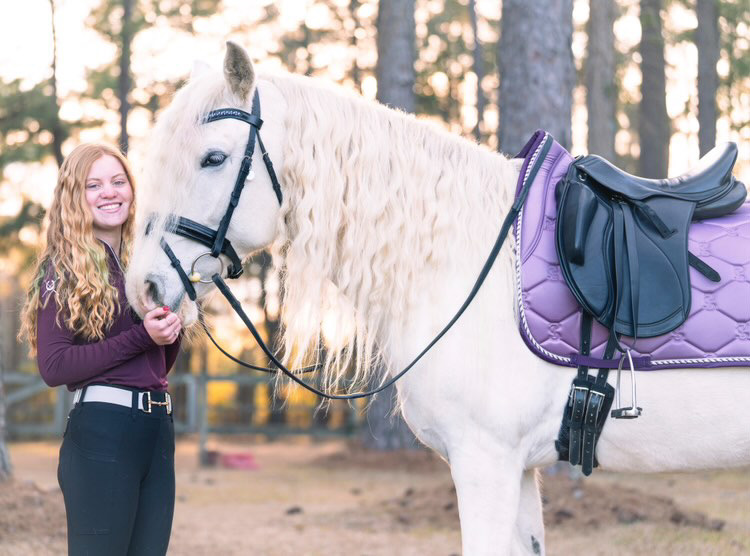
top-left (149, 87), bottom-right (534, 399)
top-left (148, 90), bottom-right (282, 302)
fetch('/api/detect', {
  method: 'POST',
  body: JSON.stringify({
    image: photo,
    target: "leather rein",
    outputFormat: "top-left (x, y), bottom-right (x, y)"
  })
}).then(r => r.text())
top-left (150, 89), bottom-right (540, 400)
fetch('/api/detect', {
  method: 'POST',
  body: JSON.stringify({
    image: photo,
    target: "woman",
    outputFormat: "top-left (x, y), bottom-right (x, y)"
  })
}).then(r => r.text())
top-left (18, 143), bottom-right (182, 555)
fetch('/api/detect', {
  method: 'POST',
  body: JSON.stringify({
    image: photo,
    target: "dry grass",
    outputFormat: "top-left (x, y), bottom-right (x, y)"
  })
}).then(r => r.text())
top-left (2, 438), bottom-right (748, 555)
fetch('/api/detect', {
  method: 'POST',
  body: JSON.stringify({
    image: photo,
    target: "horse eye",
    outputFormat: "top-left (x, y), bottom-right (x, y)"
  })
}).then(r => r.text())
top-left (201, 152), bottom-right (227, 168)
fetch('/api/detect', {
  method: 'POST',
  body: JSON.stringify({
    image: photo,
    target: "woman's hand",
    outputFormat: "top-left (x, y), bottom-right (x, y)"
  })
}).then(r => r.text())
top-left (143, 306), bottom-right (182, 345)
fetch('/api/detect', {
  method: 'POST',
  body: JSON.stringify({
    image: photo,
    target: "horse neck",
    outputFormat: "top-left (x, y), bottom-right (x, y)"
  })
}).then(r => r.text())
top-left (274, 76), bottom-right (521, 381)
top-left (322, 108), bottom-right (518, 341)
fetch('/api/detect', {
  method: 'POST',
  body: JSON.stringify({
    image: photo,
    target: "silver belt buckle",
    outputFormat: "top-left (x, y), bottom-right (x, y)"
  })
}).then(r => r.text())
top-left (144, 391), bottom-right (172, 414)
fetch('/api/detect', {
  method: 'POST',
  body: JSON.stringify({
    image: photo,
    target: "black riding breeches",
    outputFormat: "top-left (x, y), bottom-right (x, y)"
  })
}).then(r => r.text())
top-left (57, 397), bottom-right (175, 556)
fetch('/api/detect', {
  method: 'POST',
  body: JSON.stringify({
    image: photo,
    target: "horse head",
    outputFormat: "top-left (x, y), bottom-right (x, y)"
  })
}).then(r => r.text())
top-left (126, 42), bottom-right (287, 324)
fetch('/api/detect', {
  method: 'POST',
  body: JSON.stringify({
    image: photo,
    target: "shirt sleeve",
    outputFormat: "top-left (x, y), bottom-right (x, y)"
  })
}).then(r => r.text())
top-left (36, 286), bottom-right (158, 388)
top-left (164, 333), bottom-right (182, 374)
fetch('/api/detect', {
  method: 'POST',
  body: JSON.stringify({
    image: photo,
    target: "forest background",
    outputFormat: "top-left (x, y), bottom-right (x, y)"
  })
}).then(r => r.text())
top-left (0, 0), bottom-right (749, 477)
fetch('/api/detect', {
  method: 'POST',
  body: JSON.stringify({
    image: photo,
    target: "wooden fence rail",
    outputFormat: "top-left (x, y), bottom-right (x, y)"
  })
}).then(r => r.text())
top-left (4, 371), bottom-right (361, 440)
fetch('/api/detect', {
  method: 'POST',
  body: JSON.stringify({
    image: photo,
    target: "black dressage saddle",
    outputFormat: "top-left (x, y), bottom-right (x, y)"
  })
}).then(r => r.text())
top-left (556, 142), bottom-right (746, 339)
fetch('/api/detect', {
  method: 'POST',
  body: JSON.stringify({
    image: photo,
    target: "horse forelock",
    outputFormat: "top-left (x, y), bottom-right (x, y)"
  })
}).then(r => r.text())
top-left (138, 70), bottom-right (238, 222)
top-left (264, 74), bottom-right (519, 394)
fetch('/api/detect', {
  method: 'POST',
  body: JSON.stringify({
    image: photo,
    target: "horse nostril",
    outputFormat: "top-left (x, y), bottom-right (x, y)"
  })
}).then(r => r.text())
top-left (145, 274), bottom-right (165, 307)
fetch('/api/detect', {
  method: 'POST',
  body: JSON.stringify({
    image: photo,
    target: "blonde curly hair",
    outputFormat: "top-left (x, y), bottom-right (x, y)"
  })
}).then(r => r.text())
top-left (18, 143), bottom-right (136, 354)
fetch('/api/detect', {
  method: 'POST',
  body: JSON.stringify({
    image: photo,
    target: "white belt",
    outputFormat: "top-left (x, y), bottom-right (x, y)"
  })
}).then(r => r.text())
top-left (73, 385), bottom-right (172, 414)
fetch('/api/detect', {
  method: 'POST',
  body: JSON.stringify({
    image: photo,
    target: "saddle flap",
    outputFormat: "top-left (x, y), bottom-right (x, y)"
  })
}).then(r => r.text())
top-left (556, 167), bottom-right (694, 337)
top-left (558, 180), bottom-right (598, 265)
top-left (613, 198), bottom-right (690, 336)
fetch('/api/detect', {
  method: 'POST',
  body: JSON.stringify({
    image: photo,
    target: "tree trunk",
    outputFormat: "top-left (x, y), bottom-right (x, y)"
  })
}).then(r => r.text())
top-left (362, 388), bottom-right (418, 450)
top-left (0, 346), bottom-right (12, 481)
top-left (469, 0), bottom-right (486, 141)
top-left (696, 0), bottom-right (719, 156)
top-left (259, 253), bottom-right (286, 426)
top-left (638, 0), bottom-right (669, 177)
top-left (198, 341), bottom-right (210, 465)
top-left (48, 0), bottom-right (64, 167)
top-left (119, 0), bottom-right (133, 154)
top-left (172, 340), bottom-right (191, 424)
top-left (585, 0), bottom-right (617, 160)
top-left (498, 0), bottom-right (575, 153)
top-left (365, 0), bottom-right (418, 450)
top-left (375, 0), bottom-right (416, 112)
top-left (349, 0), bottom-right (362, 93)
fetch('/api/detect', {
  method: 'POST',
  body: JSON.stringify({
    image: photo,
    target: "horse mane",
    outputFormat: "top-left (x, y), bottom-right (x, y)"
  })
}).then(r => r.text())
top-left (135, 71), bottom-right (239, 243)
top-left (265, 73), bottom-right (519, 394)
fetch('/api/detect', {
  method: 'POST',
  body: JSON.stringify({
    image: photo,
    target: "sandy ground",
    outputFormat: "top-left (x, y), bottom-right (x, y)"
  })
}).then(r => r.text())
top-left (1, 437), bottom-right (749, 555)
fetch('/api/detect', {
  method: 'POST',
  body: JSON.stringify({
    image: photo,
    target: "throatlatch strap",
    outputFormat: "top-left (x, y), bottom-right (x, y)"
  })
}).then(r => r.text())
top-left (257, 134), bottom-right (283, 205)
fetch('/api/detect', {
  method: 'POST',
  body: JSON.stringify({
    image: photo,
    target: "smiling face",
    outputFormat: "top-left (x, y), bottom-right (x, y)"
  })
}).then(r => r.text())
top-left (84, 154), bottom-right (133, 242)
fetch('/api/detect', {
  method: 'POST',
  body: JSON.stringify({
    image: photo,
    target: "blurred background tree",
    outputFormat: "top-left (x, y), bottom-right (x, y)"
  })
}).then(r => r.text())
top-left (585, 0), bottom-right (617, 159)
top-left (0, 347), bottom-right (11, 481)
top-left (361, 0), bottom-right (419, 451)
top-left (716, 0), bottom-right (750, 135)
top-left (639, 0), bottom-right (670, 178)
top-left (497, 0), bottom-right (575, 153)
top-left (696, 0), bottom-right (719, 156)
top-left (1, 0), bottom-right (749, 466)
top-left (85, 0), bottom-right (223, 152)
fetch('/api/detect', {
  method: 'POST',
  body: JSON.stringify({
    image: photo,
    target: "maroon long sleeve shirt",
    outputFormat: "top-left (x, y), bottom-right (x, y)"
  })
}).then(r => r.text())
top-left (36, 240), bottom-right (180, 392)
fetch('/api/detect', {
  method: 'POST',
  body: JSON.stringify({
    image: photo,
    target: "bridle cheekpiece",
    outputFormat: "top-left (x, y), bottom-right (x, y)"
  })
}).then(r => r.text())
top-left (147, 89), bottom-right (282, 302)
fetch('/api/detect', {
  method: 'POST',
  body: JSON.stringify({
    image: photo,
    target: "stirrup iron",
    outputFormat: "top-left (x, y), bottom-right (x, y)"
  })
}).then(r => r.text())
top-left (610, 350), bottom-right (642, 419)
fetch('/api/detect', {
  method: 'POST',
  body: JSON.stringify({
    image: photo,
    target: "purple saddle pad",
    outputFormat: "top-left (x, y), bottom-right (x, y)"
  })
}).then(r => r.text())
top-left (514, 131), bottom-right (750, 370)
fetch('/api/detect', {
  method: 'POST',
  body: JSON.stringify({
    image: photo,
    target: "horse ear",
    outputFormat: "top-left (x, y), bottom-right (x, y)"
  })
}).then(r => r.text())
top-left (223, 41), bottom-right (255, 102)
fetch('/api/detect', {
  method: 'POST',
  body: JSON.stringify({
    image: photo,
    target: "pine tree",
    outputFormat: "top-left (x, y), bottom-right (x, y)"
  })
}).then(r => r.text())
top-left (498, 0), bottom-right (574, 152)
top-left (586, 0), bottom-right (617, 159)
top-left (638, 0), bottom-right (669, 178)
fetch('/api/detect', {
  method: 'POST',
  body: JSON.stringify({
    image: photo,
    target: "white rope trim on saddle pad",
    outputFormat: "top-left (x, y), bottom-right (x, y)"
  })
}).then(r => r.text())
top-left (650, 356), bottom-right (750, 366)
top-left (513, 134), bottom-right (749, 370)
top-left (513, 133), bottom-right (573, 366)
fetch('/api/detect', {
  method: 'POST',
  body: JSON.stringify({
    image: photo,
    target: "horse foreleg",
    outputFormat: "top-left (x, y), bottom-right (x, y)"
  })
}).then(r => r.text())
top-left (449, 447), bottom-right (524, 556)
top-left (512, 468), bottom-right (544, 555)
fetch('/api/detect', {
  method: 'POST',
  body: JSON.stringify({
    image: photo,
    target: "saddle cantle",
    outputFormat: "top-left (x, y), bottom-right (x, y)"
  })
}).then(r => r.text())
top-left (572, 143), bottom-right (745, 219)
top-left (555, 143), bottom-right (746, 338)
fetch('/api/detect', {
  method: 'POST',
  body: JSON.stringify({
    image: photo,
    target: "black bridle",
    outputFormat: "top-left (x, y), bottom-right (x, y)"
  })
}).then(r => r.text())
top-left (151, 89), bottom-right (536, 399)
top-left (152, 91), bottom-right (282, 302)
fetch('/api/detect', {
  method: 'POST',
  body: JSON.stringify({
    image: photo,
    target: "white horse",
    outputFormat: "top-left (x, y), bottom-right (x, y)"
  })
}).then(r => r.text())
top-left (126, 42), bottom-right (750, 555)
